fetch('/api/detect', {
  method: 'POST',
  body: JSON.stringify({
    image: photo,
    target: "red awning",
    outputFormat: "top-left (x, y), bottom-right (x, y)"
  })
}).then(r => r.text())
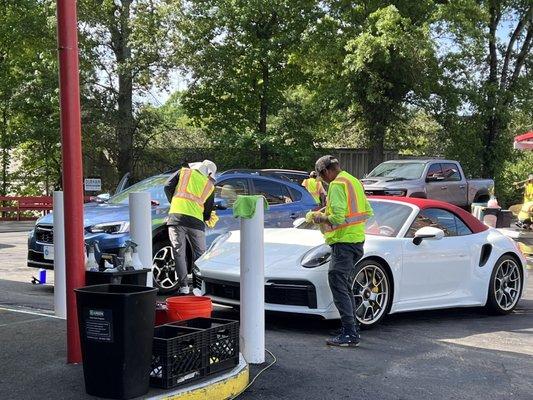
top-left (514, 131), bottom-right (533, 150)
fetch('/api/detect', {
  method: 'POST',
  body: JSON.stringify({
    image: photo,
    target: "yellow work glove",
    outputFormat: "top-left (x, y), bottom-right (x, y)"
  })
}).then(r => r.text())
top-left (305, 211), bottom-right (316, 223)
top-left (206, 211), bottom-right (219, 228)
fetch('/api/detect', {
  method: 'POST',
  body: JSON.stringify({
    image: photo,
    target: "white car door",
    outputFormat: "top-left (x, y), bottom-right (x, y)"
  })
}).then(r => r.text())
top-left (397, 208), bottom-right (473, 309)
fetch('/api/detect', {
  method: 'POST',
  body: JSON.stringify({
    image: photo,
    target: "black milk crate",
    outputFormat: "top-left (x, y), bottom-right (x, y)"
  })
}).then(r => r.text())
top-left (168, 317), bottom-right (240, 375)
top-left (150, 325), bottom-right (207, 389)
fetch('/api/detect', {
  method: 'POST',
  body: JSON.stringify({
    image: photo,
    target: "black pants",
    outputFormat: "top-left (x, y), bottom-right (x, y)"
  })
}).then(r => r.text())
top-left (328, 242), bottom-right (364, 333)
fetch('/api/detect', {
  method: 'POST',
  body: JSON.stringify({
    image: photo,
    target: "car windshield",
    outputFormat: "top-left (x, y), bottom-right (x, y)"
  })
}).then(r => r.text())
top-left (108, 175), bottom-right (170, 205)
top-left (297, 200), bottom-right (413, 237)
top-left (367, 162), bottom-right (426, 180)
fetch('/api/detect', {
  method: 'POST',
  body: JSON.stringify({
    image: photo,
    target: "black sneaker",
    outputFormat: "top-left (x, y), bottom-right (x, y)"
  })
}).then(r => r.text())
top-left (326, 332), bottom-right (360, 347)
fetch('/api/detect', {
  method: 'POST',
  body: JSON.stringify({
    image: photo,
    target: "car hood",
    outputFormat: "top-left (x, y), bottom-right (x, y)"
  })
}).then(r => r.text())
top-left (35, 202), bottom-right (148, 228)
top-left (360, 177), bottom-right (415, 187)
top-left (197, 228), bottom-right (324, 273)
top-left (196, 228), bottom-right (391, 276)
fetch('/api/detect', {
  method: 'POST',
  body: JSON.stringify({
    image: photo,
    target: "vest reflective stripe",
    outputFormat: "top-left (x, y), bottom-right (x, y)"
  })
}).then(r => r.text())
top-left (173, 168), bottom-right (214, 206)
top-left (169, 168), bottom-right (215, 220)
top-left (324, 175), bottom-right (369, 233)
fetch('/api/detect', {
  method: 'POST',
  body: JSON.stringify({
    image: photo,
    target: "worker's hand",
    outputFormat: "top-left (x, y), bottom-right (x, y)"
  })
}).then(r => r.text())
top-left (206, 211), bottom-right (219, 228)
top-left (305, 211), bottom-right (315, 223)
top-left (313, 212), bottom-right (329, 224)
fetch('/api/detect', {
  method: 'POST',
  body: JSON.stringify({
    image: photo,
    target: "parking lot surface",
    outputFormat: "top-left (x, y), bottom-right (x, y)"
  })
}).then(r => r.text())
top-left (0, 223), bottom-right (532, 399)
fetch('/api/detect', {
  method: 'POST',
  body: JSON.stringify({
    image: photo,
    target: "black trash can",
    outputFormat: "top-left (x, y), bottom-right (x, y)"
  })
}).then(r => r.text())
top-left (75, 284), bottom-right (158, 399)
top-left (85, 268), bottom-right (150, 286)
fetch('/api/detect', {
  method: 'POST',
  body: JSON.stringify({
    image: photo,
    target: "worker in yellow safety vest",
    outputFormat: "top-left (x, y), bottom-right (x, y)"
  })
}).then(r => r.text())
top-left (515, 174), bottom-right (533, 229)
top-left (302, 171), bottom-right (326, 205)
top-left (164, 160), bottom-right (218, 294)
top-left (307, 155), bottom-right (373, 347)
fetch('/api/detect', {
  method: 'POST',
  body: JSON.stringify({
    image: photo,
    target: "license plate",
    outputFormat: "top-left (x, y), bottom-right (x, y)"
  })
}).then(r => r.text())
top-left (43, 245), bottom-right (54, 260)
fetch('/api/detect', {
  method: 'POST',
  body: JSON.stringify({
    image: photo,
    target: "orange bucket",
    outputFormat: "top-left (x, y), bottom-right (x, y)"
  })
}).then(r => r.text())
top-left (166, 296), bottom-right (213, 322)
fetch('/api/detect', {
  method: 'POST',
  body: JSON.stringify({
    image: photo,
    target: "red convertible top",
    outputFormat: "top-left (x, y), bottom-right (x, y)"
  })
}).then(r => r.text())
top-left (369, 196), bottom-right (489, 234)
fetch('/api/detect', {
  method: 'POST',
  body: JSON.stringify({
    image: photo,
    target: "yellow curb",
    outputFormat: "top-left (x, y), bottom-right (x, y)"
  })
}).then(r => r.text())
top-left (148, 354), bottom-right (249, 400)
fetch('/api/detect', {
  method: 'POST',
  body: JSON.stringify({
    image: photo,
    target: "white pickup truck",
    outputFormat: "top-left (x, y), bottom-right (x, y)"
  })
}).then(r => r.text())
top-left (361, 159), bottom-right (494, 207)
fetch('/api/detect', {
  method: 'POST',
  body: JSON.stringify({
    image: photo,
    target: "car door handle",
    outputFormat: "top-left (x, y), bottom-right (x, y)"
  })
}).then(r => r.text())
top-left (440, 186), bottom-right (447, 190)
top-left (459, 185), bottom-right (466, 189)
top-left (290, 213), bottom-right (297, 219)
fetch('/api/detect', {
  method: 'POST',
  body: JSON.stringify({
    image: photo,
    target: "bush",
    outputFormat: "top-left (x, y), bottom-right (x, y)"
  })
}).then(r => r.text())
top-left (495, 152), bottom-right (533, 208)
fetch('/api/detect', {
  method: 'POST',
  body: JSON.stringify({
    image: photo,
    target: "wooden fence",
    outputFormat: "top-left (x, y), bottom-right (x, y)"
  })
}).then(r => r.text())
top-left (325, 149), bottom-right (399, 178)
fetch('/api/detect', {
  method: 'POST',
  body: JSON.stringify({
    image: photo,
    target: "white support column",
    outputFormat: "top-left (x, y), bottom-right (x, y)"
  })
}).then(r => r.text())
top-left (239, 197), bottom-right (265, 364)
top-left (129, 192), bottom-right (153, 286)
top-left (53, 191), bottom-right (66, 319)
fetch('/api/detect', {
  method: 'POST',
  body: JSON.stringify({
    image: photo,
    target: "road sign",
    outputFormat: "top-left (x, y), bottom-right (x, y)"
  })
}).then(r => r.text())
top-left (84, 178), bottom-right (102, 192)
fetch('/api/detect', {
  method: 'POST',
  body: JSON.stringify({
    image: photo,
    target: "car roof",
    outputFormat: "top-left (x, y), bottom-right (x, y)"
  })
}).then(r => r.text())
top-left (369, 196), bottom-right (488, 234)
top-left (381, 159), bottom-right (456, 164)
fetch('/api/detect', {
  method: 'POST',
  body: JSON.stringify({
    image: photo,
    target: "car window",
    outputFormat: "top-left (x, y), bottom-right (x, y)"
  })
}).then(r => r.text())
top-left (426, 163), bottom-right (443, 180)
top-left (455, 217), bottom-right (473, 236)
top-left (108, 175), bottom-right (169, 205)
top-left (407, 208), bottom-right (472, 237)
top-left (215, 178), bottom-right (249, 207)
top-left (298, 200), bottom-right (413, 237)
top-left (253, 179), bottom-right (293, 205)
top-left (288, 186), bottom-right (302, 202)
top-left (440, 163), bottom-right (461, 181)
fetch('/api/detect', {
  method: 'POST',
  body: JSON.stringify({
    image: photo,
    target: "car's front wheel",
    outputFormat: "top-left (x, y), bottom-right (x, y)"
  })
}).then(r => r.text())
top-left (352, 259), bottom-right (392, 329)
top-left (486, 255), bottom-right (523, 314)
top-left (152, 239), bottom-right (180, 294)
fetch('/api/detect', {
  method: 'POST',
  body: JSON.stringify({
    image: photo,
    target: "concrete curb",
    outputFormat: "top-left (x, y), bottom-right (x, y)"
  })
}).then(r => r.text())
top-left (147, 354), bottom-right (249, 400)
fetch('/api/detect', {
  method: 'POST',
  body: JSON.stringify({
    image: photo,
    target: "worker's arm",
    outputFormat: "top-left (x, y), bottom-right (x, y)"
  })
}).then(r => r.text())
top-left (326, 183), bottom-right (348, 225)
top-left (164, 170), bottom-right (180, 203)
top-left (203, 191), bottom-right (215, 221)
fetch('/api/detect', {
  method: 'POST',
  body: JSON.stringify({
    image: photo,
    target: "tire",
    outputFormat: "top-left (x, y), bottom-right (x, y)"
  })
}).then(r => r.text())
top-left (351, 259), bottom-right (393, 329)
top-left (152, 239), bottom-right (180, 294)
top-left (486, 255), bottom-right (523, 315)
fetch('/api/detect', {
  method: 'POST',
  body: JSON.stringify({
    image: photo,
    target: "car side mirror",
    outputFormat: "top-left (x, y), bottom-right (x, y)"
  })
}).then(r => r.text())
top-left (413, 226), bottom-right (445, 245)
top-left (293, 217), bottom-right (306, 228)
top-left (214, 198), bottom-right (228, 210)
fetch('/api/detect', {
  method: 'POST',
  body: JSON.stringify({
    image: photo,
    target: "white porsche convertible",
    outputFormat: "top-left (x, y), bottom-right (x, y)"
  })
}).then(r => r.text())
top-left (194, 198), bottom-right (528, 327)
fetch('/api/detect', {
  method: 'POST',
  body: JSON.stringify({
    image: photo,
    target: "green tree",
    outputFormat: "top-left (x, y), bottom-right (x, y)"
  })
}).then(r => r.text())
top-left (0, 0), bottom-right (59, 195)
top-left (298, 1), bottom-right (440, 169)
top-left (178, 0), bottom-right (319, 166)
top-left (436, 0), bottom-right (532, 178)
top-left (78, 0), bottom-right (179, 181)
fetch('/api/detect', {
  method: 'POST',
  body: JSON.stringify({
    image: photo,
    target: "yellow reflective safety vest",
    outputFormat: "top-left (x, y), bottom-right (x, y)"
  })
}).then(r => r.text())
top-left (524, 183), bottom-right (533, 204)
top-left (323, 171), bottom-right (372, 245)
top-left (302, 178), bottom-right (323, 204)
top-left (169, 168), bottom-right (215, 221)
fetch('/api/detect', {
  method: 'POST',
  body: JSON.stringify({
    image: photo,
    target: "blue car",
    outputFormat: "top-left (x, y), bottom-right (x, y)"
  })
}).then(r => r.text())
top-left (27, 172), bottom-right (316, 292)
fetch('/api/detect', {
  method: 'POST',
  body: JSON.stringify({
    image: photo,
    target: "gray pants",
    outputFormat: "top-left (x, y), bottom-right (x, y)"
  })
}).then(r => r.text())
top-left (168, 225), bottom-right (206, 288)
top-left (328, 242), bottom-right (364, 334)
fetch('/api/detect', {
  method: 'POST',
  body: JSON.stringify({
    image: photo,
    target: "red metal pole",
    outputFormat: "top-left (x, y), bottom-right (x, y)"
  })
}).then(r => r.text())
top-left (56, 0), bottom-right (85, 364)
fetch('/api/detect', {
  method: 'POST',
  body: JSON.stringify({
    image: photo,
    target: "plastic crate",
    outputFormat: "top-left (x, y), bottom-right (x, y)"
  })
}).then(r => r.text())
top-left (169, 318), bottom-right (239, 375)
top-left (150, 326), bottom-right (206, 389)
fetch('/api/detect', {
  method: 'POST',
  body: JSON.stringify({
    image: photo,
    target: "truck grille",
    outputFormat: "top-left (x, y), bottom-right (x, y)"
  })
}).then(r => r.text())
top-left (204, 278), bottom-right (317, 309)
top-left (35, 225), bottom-right (53, 244)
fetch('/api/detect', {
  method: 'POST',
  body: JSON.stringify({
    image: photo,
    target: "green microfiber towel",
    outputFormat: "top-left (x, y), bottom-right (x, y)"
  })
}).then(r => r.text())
top-left (233, 195), bottom-right (269, 219)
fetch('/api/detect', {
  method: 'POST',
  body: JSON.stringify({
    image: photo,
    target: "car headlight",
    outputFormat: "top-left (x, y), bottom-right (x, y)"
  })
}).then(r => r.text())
top-left (301, 244), bottom-right (331, 268)
top-left (384, 190), bottom-right (406, 196)
top-left (87, 221), bottom-right (130, 234)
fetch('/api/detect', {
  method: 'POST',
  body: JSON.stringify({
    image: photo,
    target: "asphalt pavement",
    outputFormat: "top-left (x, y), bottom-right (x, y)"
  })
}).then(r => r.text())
top-left (0, 278), bottom-right (531, 400)
top-left (1, 222), bottom-right (532, 400)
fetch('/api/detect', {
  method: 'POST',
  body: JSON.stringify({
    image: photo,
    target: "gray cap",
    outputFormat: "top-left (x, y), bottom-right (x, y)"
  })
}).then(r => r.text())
top-left (315, 155), bottom-right (339, 173)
